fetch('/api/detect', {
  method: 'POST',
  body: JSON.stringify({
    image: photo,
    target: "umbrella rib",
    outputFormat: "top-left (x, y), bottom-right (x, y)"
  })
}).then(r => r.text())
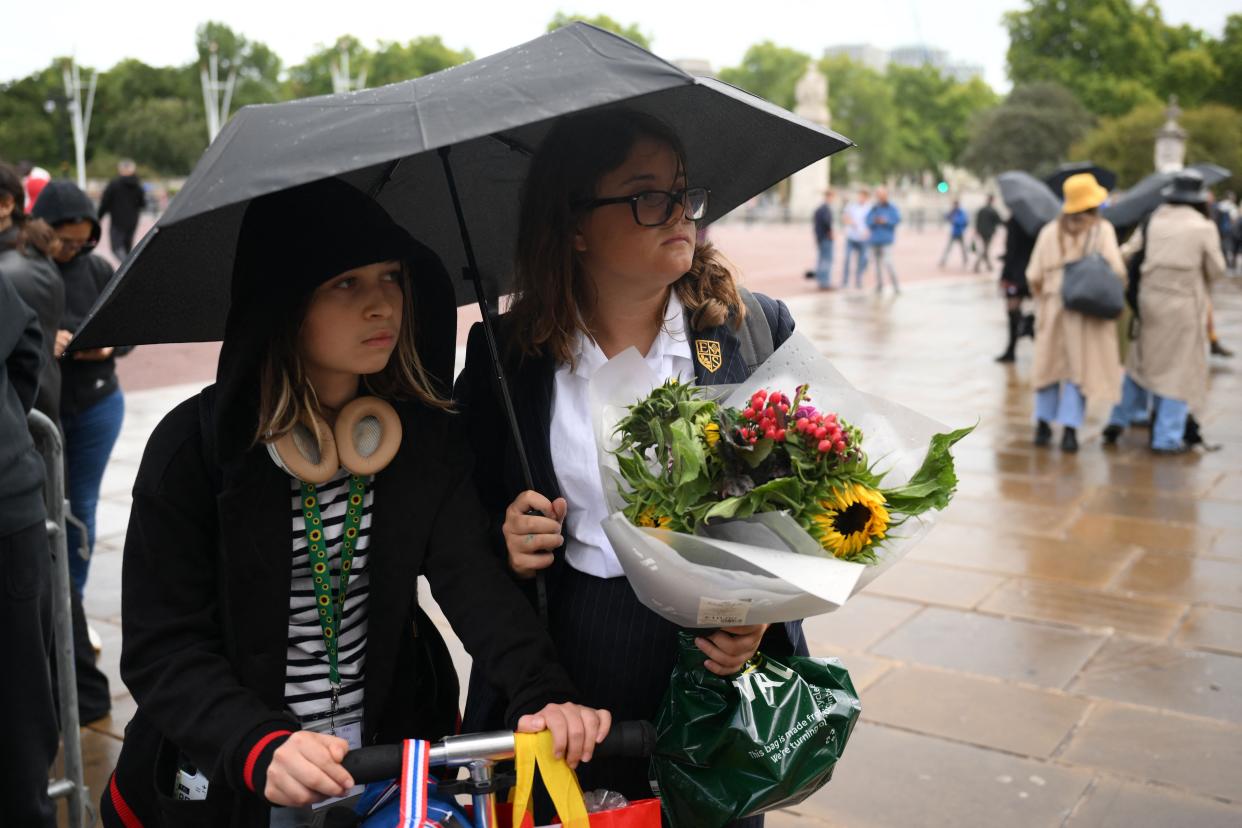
top-left (368, 158), bottom-right (405, 199)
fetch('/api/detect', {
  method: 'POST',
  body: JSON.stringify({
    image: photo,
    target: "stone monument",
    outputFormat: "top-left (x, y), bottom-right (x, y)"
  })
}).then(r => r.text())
top-left (787, 64), bottom-right (831, 220)
top-left (1154, 95), bottom-right (1187, 174)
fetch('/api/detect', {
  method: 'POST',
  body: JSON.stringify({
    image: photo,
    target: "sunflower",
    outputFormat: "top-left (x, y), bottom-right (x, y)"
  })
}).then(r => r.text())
top-left (812, 483), bottom-right (889, 559)
top-left (702, 421), bottom-right (721, 448)
top-left (636, 508), bottom-right (673, 528)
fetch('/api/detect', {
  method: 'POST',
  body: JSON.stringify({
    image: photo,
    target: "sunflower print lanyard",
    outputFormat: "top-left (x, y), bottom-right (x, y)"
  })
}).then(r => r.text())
top-left (300, 474), bottom-right (367, 723)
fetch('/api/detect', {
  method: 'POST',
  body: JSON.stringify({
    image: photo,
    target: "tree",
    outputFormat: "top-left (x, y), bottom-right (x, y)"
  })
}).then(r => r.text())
top-left (719, 42), bottom-right (809, 110)
top-left (96, 98), bottom-right (207, 174)
top-left (817, 56), bottom-right (899, 184)
top-left (1004, 0), bottom-right (1168, 116)
top-left (960, 82), bottom-right (1093, 177)
top-left (1071, 102), bottom-right (1242, 192)
top-left (194, 21), bottom-right (282, 107)
top-left (0, 64), bottom-right (67, 170)
top-left (368, 37), bottom-right (473, 86)
top-left (1208, 14), bottom-right (1242, 108)
top-left (286, 36), bottom-right (369, 98)
top-left (547, 12), bottom-right (650, 48)
top-left (884, 64), bottom-right (997, 178)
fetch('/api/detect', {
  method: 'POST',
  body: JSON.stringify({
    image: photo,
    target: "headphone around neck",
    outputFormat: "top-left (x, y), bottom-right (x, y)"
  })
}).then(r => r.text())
top-left (266, 396), bottom-right (402, 484)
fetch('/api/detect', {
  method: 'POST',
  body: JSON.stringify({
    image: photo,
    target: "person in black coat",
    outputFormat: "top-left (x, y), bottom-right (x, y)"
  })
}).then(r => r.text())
top-left (97, 159), bottom-right (146, 259)
top-left (100, 179), bottom-right (608, 828)
top-left (996, 217), bottom-right (1037, 363)
top-left (455, 109), bottom-right (806, 825)
top-left (1, 273), bottom-right (59, 828)
top-left (0, 162), bottom-right (64, 424)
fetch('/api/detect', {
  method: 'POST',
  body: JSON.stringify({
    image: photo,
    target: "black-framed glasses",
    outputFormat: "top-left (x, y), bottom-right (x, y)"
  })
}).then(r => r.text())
top-left (575, 186), bottom-right (710, 227)
top-left (54, 235), bottom-right (98, 254)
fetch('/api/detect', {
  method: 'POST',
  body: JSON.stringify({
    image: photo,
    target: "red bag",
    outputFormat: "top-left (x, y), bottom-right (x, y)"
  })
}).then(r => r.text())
top-left (497, 732), bottom-right (661, 828)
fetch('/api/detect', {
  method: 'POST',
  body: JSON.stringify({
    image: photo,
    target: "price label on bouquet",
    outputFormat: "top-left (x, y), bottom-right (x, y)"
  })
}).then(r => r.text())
top-left (698, 597), bottom-right (753, 626)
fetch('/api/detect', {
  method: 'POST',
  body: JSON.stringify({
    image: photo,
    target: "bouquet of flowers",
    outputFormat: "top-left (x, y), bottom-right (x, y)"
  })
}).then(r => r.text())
top-left (592, 332), bottom-right (972, 626)
top-left (613, 381), bottom-right (970, 565)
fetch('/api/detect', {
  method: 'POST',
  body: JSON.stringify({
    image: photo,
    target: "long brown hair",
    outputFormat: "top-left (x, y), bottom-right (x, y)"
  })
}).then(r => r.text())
top-left (0, 162), bottom-right (57, 258)
top-left (251, 263), bottom-right (451, 447)
top-left (506, 108), bottom-right (744, 366)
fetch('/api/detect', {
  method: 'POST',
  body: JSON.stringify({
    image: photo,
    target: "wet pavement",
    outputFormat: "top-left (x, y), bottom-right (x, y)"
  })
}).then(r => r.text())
top-left (65, 220), bottom-right (1242, 826)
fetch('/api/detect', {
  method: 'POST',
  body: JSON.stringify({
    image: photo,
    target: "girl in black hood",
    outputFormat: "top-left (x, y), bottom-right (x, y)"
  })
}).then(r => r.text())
top-left (31, 180), bottom-right (128, 599)
top-left (102, 178), bottom-right (608, 828)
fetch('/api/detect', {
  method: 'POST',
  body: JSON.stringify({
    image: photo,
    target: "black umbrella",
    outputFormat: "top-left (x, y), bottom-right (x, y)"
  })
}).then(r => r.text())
top-left (72, 21), bottom-right (852, 490)
top-left (1044, 161), bottom-right (1117, 196)
top-left (997, 171), bottom-right (1060, 236)
top-left (1102, 163), bottom-right (1232, 229)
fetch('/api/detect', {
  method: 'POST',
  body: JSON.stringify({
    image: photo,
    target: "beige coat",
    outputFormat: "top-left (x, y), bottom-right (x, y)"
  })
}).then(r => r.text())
top-left (1119, 204), bottom-right (1225, 411)
top-left (1026, 216), bottom-right (1126, 405)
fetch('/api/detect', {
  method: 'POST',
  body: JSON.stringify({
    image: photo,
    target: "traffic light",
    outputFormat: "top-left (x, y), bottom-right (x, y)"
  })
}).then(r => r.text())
top-left (937, 181), bottom-right (949, 193)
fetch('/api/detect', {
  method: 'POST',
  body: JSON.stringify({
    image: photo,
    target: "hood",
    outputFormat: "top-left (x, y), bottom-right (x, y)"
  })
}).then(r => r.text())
top-left (212, 177), bottom-right (457, 464)
top-left (29, 180), bottom-right (101, 246)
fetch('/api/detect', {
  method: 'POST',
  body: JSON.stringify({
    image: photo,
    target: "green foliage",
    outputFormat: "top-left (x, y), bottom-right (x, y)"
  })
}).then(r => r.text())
top-left (817, 56), bottom-right (898, 184)
top-left (195, 21), bottom-right (282, 106)
top-left (1208, 14), bottom-right (1242, 109)
top-left (1072, 102), bottom-right (1242, 191)
top-left (285, 36), bottom-right (367, 99)
top-left (886, 64), bottom-right (998, 178)
top-left (718, 42), bottom-right (809, 111)
top-left (547, 12), bottom-right (651, 48)
top-left (97, 98), bottom-right (207, 175)
top-left (368, 37), bottom-right (474, 87)
top-left (1003, 0), bottom-right (1236, 116)
top-left (960, 82), bottom-right (1093, 178)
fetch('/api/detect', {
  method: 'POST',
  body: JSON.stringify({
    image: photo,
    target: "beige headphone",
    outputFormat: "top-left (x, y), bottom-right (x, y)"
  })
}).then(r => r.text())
top-left (266, 396), bottom-right (402, 484)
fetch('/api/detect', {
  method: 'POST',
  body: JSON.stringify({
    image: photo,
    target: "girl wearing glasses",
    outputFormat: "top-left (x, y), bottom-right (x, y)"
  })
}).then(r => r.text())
top-left (456, 108), bottom-right (806, 822)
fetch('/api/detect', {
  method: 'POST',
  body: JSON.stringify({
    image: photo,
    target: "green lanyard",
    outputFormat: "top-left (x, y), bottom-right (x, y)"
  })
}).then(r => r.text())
top-left (299, 474), bottom-right (367, 696)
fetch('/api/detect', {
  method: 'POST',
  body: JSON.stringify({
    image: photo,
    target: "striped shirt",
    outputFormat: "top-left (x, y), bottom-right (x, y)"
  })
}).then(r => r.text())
top-left (285, 469), bottom-right (371, 729)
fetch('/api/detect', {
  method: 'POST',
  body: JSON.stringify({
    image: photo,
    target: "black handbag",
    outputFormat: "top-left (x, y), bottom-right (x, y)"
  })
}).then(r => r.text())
top-left (1061, 223), bottom-right (1125, 319)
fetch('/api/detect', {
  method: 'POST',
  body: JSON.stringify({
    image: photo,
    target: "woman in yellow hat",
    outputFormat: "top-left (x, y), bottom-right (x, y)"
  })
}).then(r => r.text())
top-left (1024, 172), bottom-right (1125, 452)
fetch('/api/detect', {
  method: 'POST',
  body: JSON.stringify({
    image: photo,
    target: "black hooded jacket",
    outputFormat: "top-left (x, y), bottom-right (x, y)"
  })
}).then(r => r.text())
top-left (0, 225), bottom-right (64, 422)
top-left (99, 174), bottom-right (146, 233)
top-left (104, 180), bottom-right (578, 828)
top-left (30, 181), bottom-right (128, 417)
top-left (0, 276), bottom-right (46, 536)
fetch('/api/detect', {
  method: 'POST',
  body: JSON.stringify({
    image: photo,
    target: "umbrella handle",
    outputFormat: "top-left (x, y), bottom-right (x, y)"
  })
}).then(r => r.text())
top-left (437, 146), bottom-right (537, 493)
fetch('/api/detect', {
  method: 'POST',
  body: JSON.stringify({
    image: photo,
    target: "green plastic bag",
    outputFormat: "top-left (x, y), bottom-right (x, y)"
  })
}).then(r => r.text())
top-left (652, 632), bottom-right (861, 828)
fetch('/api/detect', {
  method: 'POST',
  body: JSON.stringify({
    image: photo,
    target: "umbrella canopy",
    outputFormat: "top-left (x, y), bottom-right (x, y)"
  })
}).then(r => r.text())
top-left (73, 22), bottom-right (852, 349)
top-left (1102, 163), bottom-right (1232, 230)
top-left (997, 171), bottom-right (1060, 236)
top-left (1045, 161), bottom-right (1117, 196)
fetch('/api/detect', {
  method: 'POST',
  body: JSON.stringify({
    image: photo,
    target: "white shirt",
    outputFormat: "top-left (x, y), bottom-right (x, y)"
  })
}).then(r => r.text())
top-left (844, 201), bottom-right (872, 242)
top-left (550, 292), bottom-right (694, 578)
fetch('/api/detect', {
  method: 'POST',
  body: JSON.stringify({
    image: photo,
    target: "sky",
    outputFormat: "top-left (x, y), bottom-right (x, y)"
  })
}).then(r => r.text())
top-left (2, 0), bottom-right (1236, 91)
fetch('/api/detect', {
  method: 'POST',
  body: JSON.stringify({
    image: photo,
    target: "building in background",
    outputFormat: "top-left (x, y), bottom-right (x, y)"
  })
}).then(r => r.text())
top-left (826, 43), bottom-right (983, 82)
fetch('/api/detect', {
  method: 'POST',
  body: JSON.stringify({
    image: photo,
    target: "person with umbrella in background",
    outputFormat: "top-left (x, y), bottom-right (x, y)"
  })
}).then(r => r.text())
top-left (995, 172), bottom-right (1058, 364)
top-left (455, 108), bottom-right (808, 825)
top-left (973, 194), bottom-right (1002, 273)
top-left (1103, 170), bottom-right (1226, 453)
top-left (101, 179), bottom-right (609, 828)
top-left (1026, 173), bottom-right (1126, 452)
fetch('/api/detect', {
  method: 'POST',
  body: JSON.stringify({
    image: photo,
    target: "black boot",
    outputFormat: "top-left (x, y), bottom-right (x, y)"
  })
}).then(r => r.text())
top-left (1061, 426), bottom-right (1078, 453)
top-left (1021, 313), bottom-right (1036, 339)
top-left (1102, 424), bottom-right (1123, 446)
top-left (1034, 420), bottom-right (1052, 447)
top-left (996, 309), bottom-right (1020, 363)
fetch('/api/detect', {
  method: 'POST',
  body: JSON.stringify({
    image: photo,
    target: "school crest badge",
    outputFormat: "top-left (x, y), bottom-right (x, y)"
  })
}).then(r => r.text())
top-left (696, 339), bottom-right (723, 373)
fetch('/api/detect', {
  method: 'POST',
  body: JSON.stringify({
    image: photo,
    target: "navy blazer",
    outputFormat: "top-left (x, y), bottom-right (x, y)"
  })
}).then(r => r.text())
top-left (453, 292), bottom-right (806, 657)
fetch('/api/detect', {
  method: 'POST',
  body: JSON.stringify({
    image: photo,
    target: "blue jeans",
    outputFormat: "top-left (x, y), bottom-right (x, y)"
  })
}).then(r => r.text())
top-left (871, 244), bottom-right (899, 291)
top-left (1108, 375), bottom-right (1152, 428)
top-left (843, 239), bottom-right (868, 287)
top-left (1034, 382), bottom-right (1084, 429)
top-left (815, 238), bottom-right (834, 288)
top-left (1108, 375), bottom-right (1185, 447)
top-left (62, 388), bottom-right (124, 594)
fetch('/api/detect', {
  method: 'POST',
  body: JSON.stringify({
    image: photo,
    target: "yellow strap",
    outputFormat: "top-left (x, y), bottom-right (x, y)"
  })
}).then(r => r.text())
top-left (510, 731), bottom-right (591, 828)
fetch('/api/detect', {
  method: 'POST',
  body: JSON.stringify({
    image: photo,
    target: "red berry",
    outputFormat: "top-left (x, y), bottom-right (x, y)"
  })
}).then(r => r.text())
top-left (765, 428), bottom-right (777, 440)
top-left (818, 440), bottom-right (831, 453)
top-left (775, 429), bottom-right (786, 441)
top-left (796, 417), bottom-right (809, 430)
top-left (815, 427), bottom-right (827, 439)
top-left (835, 439), bottom-right (846, 451)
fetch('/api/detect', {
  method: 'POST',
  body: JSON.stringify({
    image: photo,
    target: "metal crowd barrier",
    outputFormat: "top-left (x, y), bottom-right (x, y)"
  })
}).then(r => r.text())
top-left (29, 409), bottom-right (88, 828)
